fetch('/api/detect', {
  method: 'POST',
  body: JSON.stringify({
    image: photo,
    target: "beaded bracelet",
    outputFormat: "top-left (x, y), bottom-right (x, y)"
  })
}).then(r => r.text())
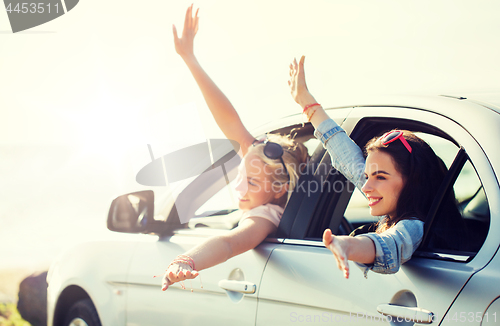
top-left (172, 254), bottom-right (196, 270)
top-left (155, 254), bottom-right (203, 292)
top-left (302, 102), bottom-right (321, 113)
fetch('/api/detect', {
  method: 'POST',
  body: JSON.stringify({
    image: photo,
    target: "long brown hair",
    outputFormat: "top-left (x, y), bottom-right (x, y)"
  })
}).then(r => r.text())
top-left (364, 130), bottom-right (456, 233)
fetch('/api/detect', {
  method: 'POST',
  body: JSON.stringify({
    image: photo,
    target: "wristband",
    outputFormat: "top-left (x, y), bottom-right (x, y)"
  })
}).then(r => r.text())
top-left (307, 107), bottom-right (318, 122)
top-left (303, 103), bottom-right (320, 113)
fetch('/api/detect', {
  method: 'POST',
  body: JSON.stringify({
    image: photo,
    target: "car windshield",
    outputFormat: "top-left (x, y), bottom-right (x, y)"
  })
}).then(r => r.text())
top-left (154, 176), bottom-right (198, 221)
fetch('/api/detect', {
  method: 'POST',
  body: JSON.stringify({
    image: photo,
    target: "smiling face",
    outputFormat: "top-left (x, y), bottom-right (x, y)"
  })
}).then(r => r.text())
top-left (234, 154), bottom-right (287, 211)
top-left (361, 151), bottom-right (405, 218)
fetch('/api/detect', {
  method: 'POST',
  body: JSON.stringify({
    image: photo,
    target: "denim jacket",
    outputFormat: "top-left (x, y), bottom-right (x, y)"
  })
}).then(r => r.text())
top-left (314, 119), bottom-right (424, 277)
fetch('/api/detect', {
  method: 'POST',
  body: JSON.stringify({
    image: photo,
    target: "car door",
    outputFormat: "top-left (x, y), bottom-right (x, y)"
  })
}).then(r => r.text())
top-left (123, 113), bottom-right (351, 325)
top-left (125, 231), bottom-right (277, 326)
top-left (256, 105), bottom-right (496, 325)
top-left (427, 104), bottom-right (500, 325)
top-left (124, 148), bottom-right (267, 326)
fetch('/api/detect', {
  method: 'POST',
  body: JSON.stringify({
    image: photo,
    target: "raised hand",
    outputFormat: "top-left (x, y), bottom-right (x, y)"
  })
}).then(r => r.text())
top-left (173, 4), bottom-right (199, 59)
top-left (323, 229), bottom-right (350, 279)
top-left (288, 55), bottom-right (316, 108)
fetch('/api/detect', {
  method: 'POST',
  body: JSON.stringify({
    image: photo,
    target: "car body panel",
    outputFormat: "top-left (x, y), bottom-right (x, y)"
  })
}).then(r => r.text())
top-left (47, 95), bottom-right (500, 325)
top-left (125, 229), bottom-right (279, 326)
top-left (47, 240), bottom-right (143, 326)
top-left (256, 243), bottom-right (476, 325)
top-left (441, 245), bottom-right (500, 325)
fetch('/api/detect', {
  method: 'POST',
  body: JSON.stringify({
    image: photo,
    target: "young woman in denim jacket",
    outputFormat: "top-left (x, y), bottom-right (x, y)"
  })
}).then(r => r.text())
top-left (160, 6), bottom-right (308, 291)
top-left (288, 56), bottom-right (462, 278)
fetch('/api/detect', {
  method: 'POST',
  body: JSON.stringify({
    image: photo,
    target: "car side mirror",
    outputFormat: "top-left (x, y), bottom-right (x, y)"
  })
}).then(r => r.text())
top-left (107, 190), bottom-right (154, 233)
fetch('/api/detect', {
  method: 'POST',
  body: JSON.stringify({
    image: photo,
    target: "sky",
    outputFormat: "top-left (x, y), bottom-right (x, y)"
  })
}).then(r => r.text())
top-left (1, 0), bottom-right (500, 270)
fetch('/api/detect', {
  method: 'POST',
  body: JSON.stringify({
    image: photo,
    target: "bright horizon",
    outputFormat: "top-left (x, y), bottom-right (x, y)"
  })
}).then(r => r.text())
top-left (1, 0), bottom-right (500, 271)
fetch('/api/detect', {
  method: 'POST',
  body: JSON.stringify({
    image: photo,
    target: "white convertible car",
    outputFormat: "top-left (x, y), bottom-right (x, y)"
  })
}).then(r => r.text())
top-left (47, 94), bottom-right (500, 326)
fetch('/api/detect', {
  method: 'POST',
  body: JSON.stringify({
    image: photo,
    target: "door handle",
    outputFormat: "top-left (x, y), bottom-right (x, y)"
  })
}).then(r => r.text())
top-left (218, 279), bottom-right (256, 294)
top-left (377, 304), bottom-right (434, 324)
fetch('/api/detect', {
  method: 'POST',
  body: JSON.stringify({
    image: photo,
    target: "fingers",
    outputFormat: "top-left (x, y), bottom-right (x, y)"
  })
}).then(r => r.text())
top-left (161, 269), bottom-right (199, 291)
top-left (162, 279), bottom-right (171, 291)
top-left (161, 270), bottom-right (179, 291)
top-left (330, 241), bottom-right (350, 279)
top-left (193, 8), bottom-right (199, 34)
top-left (168, 270), bottom-right (177, 282)
top-left (162, 274), bottom-right (172, 291)
top-left (172, 24), bottom-right (179, 42)
top-left (186, 270), bottom-right (199, 279)
top-left (179, 5), bottom-right (197, 41)
top-left (289, 56), bottom-right (304, 74)
top-left (331, 241), bottom-right (350, 279)
top-left (183, 4), bottom-right (198, 32)
top-left (298, 55), bottom-right (305, 76)
top-left (288, 56), bottom-right (306, 82)
top-left (324, 230), bottom-right (350, 279)
top-left (184, 4), bottom-right (191, 29)
top-left (323, 228), bottom-right (333, 247)
top-left (299, 55), bottom-right (305, 67)
top-left (184, 270), bottom-right (200, 279)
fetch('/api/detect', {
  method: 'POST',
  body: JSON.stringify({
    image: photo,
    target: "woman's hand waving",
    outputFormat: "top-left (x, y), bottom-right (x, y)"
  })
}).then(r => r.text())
top-left (173, 4), bottom-right (199, 59)
top-left (288, 55), bottom-right (316, 108)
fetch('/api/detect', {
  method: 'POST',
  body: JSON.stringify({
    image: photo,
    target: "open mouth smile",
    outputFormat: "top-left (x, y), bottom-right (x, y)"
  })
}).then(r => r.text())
top-left (368, 197), bottom-right (382, 207)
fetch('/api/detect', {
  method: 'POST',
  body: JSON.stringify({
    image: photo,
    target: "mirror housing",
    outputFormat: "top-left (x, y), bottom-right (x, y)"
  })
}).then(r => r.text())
top-left (107, 190), bottom-right (154, 233)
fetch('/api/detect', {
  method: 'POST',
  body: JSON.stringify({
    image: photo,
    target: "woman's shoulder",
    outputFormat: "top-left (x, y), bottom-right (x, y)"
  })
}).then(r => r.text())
top-left (243, 203), bottom-right (284, 217)
top-left (239, 203), bottom-right (284, 228)
top-left (393, 218), bottom-right (424, 236)
top-left (396, 217), bottom-right (425, 226)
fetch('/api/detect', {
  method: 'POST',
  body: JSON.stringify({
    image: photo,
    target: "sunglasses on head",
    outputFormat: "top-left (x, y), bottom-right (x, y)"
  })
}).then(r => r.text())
top-left (379, 130), bottom-right (412, 153)
top-left (252, 138), bottom-right (290, 180)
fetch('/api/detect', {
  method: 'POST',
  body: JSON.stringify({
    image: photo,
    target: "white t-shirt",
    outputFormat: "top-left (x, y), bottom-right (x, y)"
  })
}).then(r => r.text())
top-left (238, 203), bottom-right (284, 228)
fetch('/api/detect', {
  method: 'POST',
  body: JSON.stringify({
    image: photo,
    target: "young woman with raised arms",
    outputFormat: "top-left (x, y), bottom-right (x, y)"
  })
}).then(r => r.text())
top-left (161, 5), bottom-right (308, 290)
top-left (288, 56), bottom-right (461, 278)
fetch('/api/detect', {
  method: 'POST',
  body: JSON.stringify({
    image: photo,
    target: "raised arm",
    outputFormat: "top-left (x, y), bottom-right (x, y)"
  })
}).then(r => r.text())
top-left (288, 56), bottom-right (330, 128)
top-left (161, 217), bottom-right (276, 291)
top-left (289, 57), bottom-right (376, 279)
top-left (173, 5), bottom-right (255, 156)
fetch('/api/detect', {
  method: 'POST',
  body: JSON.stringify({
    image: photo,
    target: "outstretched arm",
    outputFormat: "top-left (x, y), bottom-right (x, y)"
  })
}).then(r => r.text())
top-left (322, 229), bottom-right (375, 279)
top-left (173, 5), bottom-right (255, 156)
top-left (162, 217), bottom-right (276, 291)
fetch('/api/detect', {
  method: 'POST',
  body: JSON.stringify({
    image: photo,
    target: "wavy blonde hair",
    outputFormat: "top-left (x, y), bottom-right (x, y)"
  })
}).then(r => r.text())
top-left (247, 133), bottom-right (309, 207)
